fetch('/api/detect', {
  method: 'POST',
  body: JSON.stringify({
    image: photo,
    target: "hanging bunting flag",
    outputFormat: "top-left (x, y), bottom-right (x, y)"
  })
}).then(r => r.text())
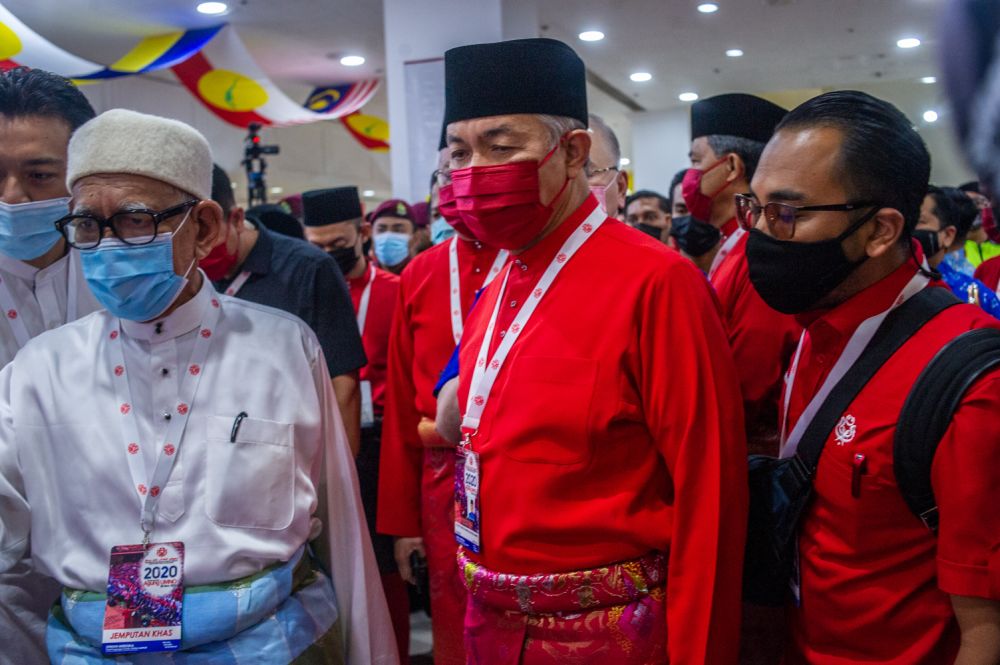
top-left (0, 3), bottom-right (220, 80)
top-left (339, 110), bottom-right (389, 152)
top-left (171, 25), bottom-right (379, 128)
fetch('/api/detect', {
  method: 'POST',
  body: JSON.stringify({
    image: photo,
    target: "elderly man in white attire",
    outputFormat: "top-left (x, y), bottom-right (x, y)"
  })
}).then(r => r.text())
top-left (0, 108), bottom-right (396, 664)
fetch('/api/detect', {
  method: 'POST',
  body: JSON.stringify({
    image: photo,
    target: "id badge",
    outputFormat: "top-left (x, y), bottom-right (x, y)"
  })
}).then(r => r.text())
top-left (454, 446), bottom-right (481, 552)
top-left (102, 542), bottom-right (184, 655)
top-left (360, 380), bottom-right (375, 429)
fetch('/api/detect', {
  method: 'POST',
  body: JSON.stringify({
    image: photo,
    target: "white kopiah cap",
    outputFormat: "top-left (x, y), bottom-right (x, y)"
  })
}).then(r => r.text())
top-left (66, 108), bottom-right (213, 200)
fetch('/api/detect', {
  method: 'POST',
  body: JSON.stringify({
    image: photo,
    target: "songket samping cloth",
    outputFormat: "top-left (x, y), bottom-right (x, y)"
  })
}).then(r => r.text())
top-left (459, 549), bottom-right (667, 665)
top-left (46, 546), bottom-right (344, 664)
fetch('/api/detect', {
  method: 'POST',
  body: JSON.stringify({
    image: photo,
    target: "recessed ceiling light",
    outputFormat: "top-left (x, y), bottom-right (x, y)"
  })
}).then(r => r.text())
top-left (363, 189), bottom-right (375, 198)
top-left (698, 3), bottom-right (719, 13)
top-left (679, 92), bottom-right (699, 102)
top-left (897, 37), bottom-right (921, 49)
top-left (619, 157), bottom-right (631, 166)
top-left (269, 186), bottom-right (283, 195)
top-left (921, 76), bottom-right (937, 84)
top-left (630, 72), bottom-right (652, 82)
top-left (579, 30), bottom-right (604, 42)
top-left (923, 109), bottom-right (939, 123)
top-left (726, 48), bottom-right (744, 57)
top-left (340, 55), bottom-right (365, 67)
top-left (196, 2), bottom-right (228, 15)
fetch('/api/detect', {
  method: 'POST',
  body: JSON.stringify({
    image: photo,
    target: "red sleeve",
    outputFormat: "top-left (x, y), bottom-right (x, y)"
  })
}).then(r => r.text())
top-left (726, 268), bottom-right (801, 453)
top-left (376, 277), bottom-right (424, 537)
top-left (973, 257), bottom-right (1000, 292)
top-left (642, 260), bottom-right (748, 665)
top-left (933, 370), bottom-right (1000, 599)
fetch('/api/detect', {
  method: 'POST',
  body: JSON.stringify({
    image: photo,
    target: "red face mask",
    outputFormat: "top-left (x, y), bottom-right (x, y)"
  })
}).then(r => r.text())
top-left (436, 183), bottom-right (474, 238)
top-left (982, 204), bottom-right (1000, 243)
top-left (451, 142), bottom-right (569, 250)
top-left (681, 156), bottom-right (730, 222)
top-left (200, 223), bottom-right (239, 281)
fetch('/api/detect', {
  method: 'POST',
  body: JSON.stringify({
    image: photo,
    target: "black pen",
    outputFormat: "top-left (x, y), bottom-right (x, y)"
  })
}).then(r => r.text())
top-left (230, 411), bottom-right (248, 443)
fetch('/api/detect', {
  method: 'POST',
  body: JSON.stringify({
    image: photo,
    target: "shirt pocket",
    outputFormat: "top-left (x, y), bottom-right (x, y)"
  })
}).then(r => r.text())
top-left (204, 415), bottom-right (294, 530)
top-left (499, 355), bottom-right (597, 465)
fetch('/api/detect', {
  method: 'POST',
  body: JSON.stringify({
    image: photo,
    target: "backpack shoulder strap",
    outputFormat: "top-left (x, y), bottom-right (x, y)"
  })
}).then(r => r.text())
top-left (796, 286), bottom-right (961, 475)
top-left (894, 327), bottom-right (1000, 530)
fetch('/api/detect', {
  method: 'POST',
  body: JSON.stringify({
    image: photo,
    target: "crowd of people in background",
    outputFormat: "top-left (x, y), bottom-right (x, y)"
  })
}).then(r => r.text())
top-left (5, 1), bottom-right (1000, 664)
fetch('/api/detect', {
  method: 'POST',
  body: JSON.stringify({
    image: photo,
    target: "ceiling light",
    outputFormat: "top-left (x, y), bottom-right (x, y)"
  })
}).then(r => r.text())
top-left (679, 92), bottom-right (699, 102)
top-left (340, 55), bottom-right (365, 67)
top-left (726, 48), bottom-right (744, 57)
top-left (619, 157), bottom-right (631, 167)
top-left (921, 76), bottom-right (936, 84)
top-left (363, 189), bottom-right (375, 198)
top-left (897, 37), bottom-right (921, 49)
top-left (578, 30), bottom-right (604, 42)
top-left (697, 3), bottom-right (719, 13)
top-left (269, 186), bottom-right (283, 195)
top-left (923, 109), bottom-right (939, 123)
top-left (196, 2), bottom-right (228, 15)
top-left (630, 72), bottom-right (652, 82)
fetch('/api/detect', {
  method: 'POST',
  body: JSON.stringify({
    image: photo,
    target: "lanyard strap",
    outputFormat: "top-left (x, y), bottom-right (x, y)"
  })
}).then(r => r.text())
top-left (462, 207), bottom-right (605, 433)
top-left (448, 237), bottom-right (509, 345)
top-left (708, 226), bottom-right (745, 280)
top-left (224, 270), bottom-right (252, 297)
top-left (108, 296), bottom-right (221, 539)
top-left (356, 262), bottom-right (376, 335)
top-left (780, 272), bottom-right (929, 458)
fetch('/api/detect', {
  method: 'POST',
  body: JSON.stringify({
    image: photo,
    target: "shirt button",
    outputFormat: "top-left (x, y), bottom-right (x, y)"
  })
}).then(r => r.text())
top-left (475, 241), bottom-right (483, 249)
top-left (162, 412), bottom-right (172, 421)
top-left (510, 300), bottom-right (517, 308)
top-left (474, 268), bottom-right (481, 274)
top-left (161, 368), bottom-right (169, 376)
top-left (499, 330), bottom-right (506, 337)
top-left (519, 262), bottom-right (528, 271)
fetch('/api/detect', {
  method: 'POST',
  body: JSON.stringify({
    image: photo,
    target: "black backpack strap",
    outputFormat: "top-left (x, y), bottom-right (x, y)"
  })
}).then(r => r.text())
top-left (895, 327), bottom-right (1000, 530)
top-left (795, 286), bottom-right (961, 475)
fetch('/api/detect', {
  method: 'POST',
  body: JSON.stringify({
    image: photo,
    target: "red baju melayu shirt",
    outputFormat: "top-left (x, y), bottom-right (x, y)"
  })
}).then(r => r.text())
top-left (974, 255), bottom-right (1000, 292)
top-left (784, 260), bottom-right (1000, 664)
top-left (456, 197), bottom-right (748, 665)
top-left (348, 262), bottom-right (399, 416)
top-left (711, 222), bottom-right (802, 454)
top-left (377, 237), bottom-right (508, 536)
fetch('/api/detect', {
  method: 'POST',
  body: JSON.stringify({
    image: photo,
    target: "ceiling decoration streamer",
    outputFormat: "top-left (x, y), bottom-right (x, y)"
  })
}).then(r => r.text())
top-left (171, 25), bottom-right (379, 128)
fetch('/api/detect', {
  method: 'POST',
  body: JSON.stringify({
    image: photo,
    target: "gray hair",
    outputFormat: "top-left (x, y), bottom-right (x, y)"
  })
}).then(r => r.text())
top-left (705, 134), bottom-right (767, 181)
top-left (587, 113), bottom-right (620, 165)
top-left (538, 114), bottom-right (586, 148)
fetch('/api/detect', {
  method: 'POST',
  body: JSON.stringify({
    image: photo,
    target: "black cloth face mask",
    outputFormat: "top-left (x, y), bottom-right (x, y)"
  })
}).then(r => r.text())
top-left (329, 245), bottom-right (360, 275)
top-left (745, 208), bottom-right (879, 314)
top-left (911, 228), bottom-right (942, 259)
top-left (671, 215), bottom-right (722, 257)
top-left (636, 223), bottom-right (663, 240)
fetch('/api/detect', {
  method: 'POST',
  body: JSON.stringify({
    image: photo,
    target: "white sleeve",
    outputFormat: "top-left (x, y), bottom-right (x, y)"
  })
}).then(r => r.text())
top-left (0, 361), bottom-right (29, 573)
top-left (311, 343), bottom-right (399, 665)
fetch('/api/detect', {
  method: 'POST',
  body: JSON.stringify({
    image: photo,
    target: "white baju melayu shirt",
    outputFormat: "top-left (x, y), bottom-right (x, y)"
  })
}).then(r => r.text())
top-left (0, 249), bottom-right (101, 367)
top-left (0, 275), bottom-right (396, 664)
top-left (0, 247), bottom-right (102, 665)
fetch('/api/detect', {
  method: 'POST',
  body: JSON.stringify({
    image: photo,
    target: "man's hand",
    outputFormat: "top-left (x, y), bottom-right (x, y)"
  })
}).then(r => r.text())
top-left (394, 537), bottom-right (426, 585)
top-left (331, 372), bottom-right (361, 456)
top-left (435, 376), bottom-right (462, 445)
top-left (953, 594), bottom-right (1000, 665)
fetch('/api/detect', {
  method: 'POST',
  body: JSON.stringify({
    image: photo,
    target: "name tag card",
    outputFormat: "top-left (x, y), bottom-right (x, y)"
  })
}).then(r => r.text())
top-left (102, 542), bottom-right (184, 655)
top-left (360, 380), bottom-right (375, 429)
top-left (454, 447), bottom-right (481, 552)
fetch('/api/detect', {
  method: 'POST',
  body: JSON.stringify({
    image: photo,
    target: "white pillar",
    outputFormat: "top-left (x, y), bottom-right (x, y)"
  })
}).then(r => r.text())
top-left (383, 0), bottom-right (505, 202)
top-left (630, 107), bottom-right (691, 195)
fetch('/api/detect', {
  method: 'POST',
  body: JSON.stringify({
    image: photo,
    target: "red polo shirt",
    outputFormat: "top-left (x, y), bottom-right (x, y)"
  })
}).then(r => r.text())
top-left (784, 260), bottom-right (1000, 664)
top-left (377, 236), bottom-right (508, 537)
top-left (457, 197), bottom-right (748, 665)
top-left (711, 223), bottom-right (802, 454)
top-left (348, 262), bottom-right (399, 416)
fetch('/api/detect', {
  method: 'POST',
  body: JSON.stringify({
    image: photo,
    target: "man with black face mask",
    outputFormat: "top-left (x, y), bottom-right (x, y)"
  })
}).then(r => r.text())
top-left (685, 93), bottom-right (801, 457)
top-left (207, 170), bottom-right (366, 457)
top-left (744, 89), bottom-right (1000, 663)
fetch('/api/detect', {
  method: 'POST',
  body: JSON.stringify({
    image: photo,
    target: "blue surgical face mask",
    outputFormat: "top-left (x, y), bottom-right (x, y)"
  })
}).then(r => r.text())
top-left (373, 231), bottom-right (410, 267)
top-left (0, 197), bottom-right (69, 260)
top-left (430, 217), bottom-right (456, 245)
top-left (80, 212), bottom-right (194, 321)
